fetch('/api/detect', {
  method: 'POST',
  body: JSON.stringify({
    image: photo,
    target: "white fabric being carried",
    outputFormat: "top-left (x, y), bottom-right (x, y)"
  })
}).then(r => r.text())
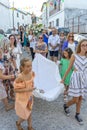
top-left (32, 54), bottom-right (64, 102)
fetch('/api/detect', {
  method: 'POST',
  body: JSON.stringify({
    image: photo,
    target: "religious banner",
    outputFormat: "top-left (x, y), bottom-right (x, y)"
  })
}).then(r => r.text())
top-left (33, 54), bottom-right (64, 101)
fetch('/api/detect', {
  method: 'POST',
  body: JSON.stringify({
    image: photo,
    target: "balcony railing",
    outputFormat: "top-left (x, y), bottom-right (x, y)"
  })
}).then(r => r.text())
top-left (64, 13), bottom-right (87, 33)
top-left (49, 7), bottom-right (60, 17)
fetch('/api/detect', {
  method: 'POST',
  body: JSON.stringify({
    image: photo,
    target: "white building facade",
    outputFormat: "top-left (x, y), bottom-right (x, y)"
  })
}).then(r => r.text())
top-left (0, 0), bottom-right (11, 31)
top-left (41, 2), bottom-right (49, 28)
top-left (10, 9), bottom-right (32, 29)
top-left (42, 0), bottom-right (87, 33)
top-left (0, 0), bottom-right (32, 31)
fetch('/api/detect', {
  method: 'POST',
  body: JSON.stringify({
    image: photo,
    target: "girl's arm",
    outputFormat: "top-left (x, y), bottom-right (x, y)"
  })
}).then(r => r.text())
top-left (33, 43), bottom-right (41, 53)
top-left (0, 70), bottom-right (14, 80)
top-left (14, 87), bottom-right (35, 93)
top-left (33, 49), bottom-right (41, 53)
top-left (14, 76), bottom-right (36, 93)
top-left (41, 49), bottom-right (48, 53)
top-left (40, 45), bottom-right (48, 53)
top-left (62, 55), bottom-right (75, 82)
top-left (29, 35), bottom-right (33, 42)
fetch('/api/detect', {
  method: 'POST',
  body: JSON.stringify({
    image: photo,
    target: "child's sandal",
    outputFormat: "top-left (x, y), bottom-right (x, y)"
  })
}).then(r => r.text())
top-left (16, 121), bottom-right (24, 130)
top-left (28, 127), bottom-right (34, 130)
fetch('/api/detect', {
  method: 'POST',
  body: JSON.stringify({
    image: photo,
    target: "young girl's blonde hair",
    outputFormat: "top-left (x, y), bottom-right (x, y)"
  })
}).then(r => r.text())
top-left (20, 58), bottom-right (31, 72)
top-left (76, 39), bottom-right (87, 54)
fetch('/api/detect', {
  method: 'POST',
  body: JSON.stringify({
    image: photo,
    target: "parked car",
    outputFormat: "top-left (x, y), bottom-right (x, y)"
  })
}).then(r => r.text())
top-left (58, 27), bottom-right (70, 35)
top-left (0, 29), bottom-right (5, 35)
top-left (74, 34), bottom-right (87, 42)
top-left (5, 29), bottom-right (12, 38)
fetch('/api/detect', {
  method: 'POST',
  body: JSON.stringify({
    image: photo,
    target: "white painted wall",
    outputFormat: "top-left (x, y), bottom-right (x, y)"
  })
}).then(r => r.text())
top-left (0, 0), bottom-right (9, 6)
top-left (41, 5), bottom-right (49, 28)
top-left (10, 10), bottom-right (32, 29)
top-left (64, 0), bottom-right (87, 9)
top-left (0, 0), bottom-right (11, 31)
top-left (0, 0), bottom-right (32, 31)
top-left (25, 14), bottom-right (32, 26)
top-left (48, 10), bottom-right (64, 28)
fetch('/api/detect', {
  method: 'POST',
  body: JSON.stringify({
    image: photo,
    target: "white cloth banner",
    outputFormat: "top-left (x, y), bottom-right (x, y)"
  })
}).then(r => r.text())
top-left (32, 54), bottom-right (64, 101)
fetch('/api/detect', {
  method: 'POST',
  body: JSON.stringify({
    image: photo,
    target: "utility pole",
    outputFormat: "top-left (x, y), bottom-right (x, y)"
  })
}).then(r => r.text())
top-left (12, 1), bottom-right (14, 28)
top-left (46, 2), bottom-right (48, 28)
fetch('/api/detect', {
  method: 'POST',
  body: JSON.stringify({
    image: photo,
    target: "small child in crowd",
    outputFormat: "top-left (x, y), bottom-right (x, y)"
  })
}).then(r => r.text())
top-left (0, 49), bottom-right (14, 111)
top-left (14, 58), bottom-right (35, 130)
top-left (59, 48), bottom-right (73, 101)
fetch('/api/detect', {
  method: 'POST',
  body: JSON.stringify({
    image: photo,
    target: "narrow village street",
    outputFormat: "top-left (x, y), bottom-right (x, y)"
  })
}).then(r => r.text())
top-left (0, 0), bottom-right (87, 130)
top-left (0, 51), bottom-right (87, 130)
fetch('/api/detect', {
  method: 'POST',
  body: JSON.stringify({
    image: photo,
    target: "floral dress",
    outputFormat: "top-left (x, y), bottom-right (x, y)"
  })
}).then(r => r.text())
top-left (3, 51), bottom-right (15, 99)
top-left (0, 62), bottom-right (7, 100)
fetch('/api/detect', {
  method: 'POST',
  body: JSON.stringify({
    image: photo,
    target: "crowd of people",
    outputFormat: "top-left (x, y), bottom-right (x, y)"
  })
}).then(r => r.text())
top-left (0, 25), bottom-right (87, 129)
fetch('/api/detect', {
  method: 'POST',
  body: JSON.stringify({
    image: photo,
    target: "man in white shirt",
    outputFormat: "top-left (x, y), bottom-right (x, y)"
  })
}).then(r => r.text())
top-left (48, 28), bottom-right (60, 62)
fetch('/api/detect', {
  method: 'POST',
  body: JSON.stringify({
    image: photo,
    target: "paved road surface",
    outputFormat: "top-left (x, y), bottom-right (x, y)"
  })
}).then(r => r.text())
top-left (0, 51), bottom-right (87, 130)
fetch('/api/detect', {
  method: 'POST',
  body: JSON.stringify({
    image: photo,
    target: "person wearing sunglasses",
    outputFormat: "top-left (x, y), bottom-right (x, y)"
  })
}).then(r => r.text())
top-left (62, 32), bottom-right (78, 53)
top-left (48, 28), bottom-right (60, 62)
top-left (33, 35), bottom-right (48, 57)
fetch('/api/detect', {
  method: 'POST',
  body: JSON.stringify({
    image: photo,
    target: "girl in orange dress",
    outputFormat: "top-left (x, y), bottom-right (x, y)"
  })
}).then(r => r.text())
top-left (14, 58), bottom-right (35, 130)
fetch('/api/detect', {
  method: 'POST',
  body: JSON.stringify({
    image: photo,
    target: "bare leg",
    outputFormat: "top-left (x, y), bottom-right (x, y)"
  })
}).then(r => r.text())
top-left (64, 85), bottom-right (69, 95)
top-left (2, 97), bottom-right (8, 107)
top-left (76, 96), bottom-right (82, 113)
top-left (27, 114), bottom-right (34, 130)
top-left (54, 56), bottom-right (58, 62)
top-left (17, 117), bottom-right (24, 124)
top-left (50, 56), bottom-right (54, 61)
top-left (2, 98), bottom-right (14, 111)
top-left (16, 117), bottom-right (24, 130)
top-left (66, 97), bottom-right (79, 107)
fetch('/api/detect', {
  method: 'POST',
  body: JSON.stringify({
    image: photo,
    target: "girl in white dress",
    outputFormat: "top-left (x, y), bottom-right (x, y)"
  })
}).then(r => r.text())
top-left (9, 34), bottom-right (22, 71)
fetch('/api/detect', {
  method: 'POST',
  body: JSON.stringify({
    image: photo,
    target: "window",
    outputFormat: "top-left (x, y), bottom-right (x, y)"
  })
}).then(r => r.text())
top-left (49, 22), bottom-right (51, 28)
top-left (22, 15), bottom-right (24, 19)
top-left (52, 21), bottom-right (54, 27)
top-left (54, 1), bottom-right (57, 9)
top-left (17, 12), bottom-right (19, 17)
top-left (17, 22), bottom-right (19, 28)
top-left (56, 19), bottom-right (59, 26)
